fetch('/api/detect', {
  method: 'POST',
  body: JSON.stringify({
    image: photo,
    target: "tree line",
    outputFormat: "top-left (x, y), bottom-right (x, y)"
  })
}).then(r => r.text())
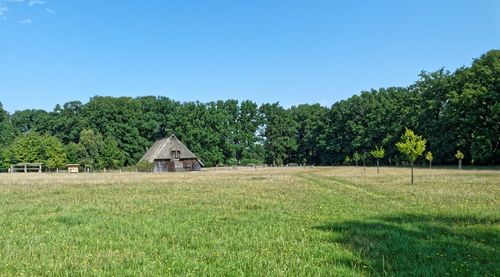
top-left (0, 50), bottom-right (498, 170)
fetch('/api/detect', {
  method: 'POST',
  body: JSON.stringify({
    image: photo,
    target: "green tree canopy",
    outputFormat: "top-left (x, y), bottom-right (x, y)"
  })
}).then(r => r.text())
top-left (9, 132), bottom-right (67, 169)
top-left (425, 151), bottom-right (433, 162)
top-left (396, 129), bottom-right (427, 163)
top-left (0, 103), bottom-right (15, 147)
top-left (455, 150), bottom-right (464, 160)
top-left (0, 50), bottom-right (497, 168)
top-left (370, 146), bottom-right (385, 159)
top-left (259, 103), bottom-right (298, 166)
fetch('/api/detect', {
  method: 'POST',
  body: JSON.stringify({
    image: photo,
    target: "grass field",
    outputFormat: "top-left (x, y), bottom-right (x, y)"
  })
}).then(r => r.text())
top-left (0, 167), bottom-right (498, 276)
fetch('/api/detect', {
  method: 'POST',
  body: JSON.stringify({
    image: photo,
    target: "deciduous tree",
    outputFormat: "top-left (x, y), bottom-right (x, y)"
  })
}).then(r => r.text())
top-left (425, 151), bottom-right (433, 169)
top-left (396, 129), bottom-right (426, 184)
top-left (9, 132), bottom-right (67, 169)
top-left (353, 151), bottom-right (361, 167)
top-left (455, 150), bottom-right (464, 170)
top-left (259, 103), bottom-right (298, 166)
top-left (370, 146), bottom-right (385, 174)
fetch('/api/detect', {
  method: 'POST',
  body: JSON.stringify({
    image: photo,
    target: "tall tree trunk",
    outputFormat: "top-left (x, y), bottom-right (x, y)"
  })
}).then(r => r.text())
top-left (363, 158), bottom-right (366, 171)
top-left (376, 159), bottom-right (379, 174)
top-left (458, 159), bottom-right (462, 170)
top-left (429, 160), bottom-right (432, 169)
top-left (411, 161), bottom-right (414, 184)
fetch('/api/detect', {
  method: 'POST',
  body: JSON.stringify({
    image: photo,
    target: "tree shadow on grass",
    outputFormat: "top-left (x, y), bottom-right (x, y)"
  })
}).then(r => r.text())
top-left (315, 214), bottom-right (499, 276)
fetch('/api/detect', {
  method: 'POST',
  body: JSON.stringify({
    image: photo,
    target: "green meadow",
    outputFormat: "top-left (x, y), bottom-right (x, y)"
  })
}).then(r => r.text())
top-left (0, 167), bottom-right (498, 276)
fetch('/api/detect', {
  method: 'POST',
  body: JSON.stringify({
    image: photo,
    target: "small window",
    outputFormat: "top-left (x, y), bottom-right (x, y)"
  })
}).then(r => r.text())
top-left (171, 150), bottom-right (180, 159)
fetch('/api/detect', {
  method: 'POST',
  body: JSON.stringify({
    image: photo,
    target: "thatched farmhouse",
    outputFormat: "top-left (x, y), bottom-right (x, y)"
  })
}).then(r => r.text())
top-left (140, 134), bottom-right (204, 172)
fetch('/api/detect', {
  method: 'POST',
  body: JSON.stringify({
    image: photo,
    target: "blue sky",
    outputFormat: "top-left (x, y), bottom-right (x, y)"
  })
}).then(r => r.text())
top-left (0, 0), bottom-right (499, 113)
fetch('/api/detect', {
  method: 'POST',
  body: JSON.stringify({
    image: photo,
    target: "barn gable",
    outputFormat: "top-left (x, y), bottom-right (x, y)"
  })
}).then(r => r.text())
top-left (140, 134), bottom-right (204, 172)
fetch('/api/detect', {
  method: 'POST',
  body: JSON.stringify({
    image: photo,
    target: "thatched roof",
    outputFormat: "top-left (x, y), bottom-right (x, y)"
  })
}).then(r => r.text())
top-left (140, 134), bottom-right (204, 166)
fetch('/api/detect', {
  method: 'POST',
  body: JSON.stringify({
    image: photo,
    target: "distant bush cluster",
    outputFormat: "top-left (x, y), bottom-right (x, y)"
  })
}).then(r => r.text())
top-left (0, 50), bottom-right (498, 169)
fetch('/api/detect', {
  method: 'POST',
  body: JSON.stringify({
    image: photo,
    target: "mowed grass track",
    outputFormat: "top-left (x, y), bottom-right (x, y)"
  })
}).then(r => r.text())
top-left (0, 167), bottom-right (498, 276)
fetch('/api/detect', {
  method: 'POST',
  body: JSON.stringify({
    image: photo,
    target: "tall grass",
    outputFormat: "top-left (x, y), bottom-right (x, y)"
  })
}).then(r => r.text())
top-left (0, 167), bottom-right (498, 276)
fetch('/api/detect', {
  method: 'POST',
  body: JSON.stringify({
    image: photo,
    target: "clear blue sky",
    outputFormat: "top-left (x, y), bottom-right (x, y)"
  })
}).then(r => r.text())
top-left (0, 0), bottom-right (499, 113)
